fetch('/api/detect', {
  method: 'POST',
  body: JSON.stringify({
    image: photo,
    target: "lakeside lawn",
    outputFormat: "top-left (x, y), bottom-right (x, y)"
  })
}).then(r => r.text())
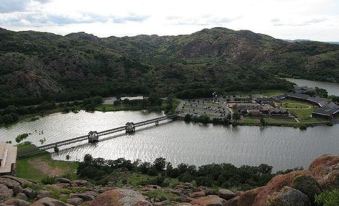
top-left (280, 99), bottom-right (331, 125)
top-left (16, 143), bottom-right (78, 182)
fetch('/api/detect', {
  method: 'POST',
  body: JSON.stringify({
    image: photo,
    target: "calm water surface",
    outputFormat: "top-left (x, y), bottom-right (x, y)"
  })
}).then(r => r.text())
top-left (286, 78), bottom-right (339, 96)
top-left (1, 110), bottom-right (338, 171)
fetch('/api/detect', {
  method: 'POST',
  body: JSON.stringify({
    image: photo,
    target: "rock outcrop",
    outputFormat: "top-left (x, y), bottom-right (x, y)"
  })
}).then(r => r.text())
top-left (308, 154), bottom-right (339, 189)
top-left (88, 188), bottom-right (152, 206)
top-left (266, 186), bottom-right (311, 206)
top-left (0, 154), bottom-right (338, 206)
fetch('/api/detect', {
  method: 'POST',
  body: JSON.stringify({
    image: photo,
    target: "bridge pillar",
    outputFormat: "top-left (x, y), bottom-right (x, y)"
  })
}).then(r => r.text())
top-left (54, 144), bottom-right (59, 153)
top-left (88, 131), bottom-right (99, 143)
top-left (155, 121), bottom-right (159, 126)
top-left (125, 122), bottom-right (135, 134)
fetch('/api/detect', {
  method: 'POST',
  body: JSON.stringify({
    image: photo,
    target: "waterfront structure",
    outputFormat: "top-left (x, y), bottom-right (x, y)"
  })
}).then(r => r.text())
top-left (88, 131), bottom-right (99, 143)
top-left (312, 102), bottom-right (339, 118)
top-left (0, 143), bottom-right (17, 175)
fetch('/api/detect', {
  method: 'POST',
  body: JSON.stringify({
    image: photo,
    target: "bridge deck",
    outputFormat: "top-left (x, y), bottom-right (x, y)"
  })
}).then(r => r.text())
top-left (19, 114), bottom-right (176, 157)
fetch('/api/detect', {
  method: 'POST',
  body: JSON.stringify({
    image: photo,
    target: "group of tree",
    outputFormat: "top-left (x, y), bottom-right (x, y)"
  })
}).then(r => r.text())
top-left (0, 96), bottom-right (104, 125)
top-left (77, 154), bottom-right (276, 190)
top-left (184, 112), bottom-right (240, 126)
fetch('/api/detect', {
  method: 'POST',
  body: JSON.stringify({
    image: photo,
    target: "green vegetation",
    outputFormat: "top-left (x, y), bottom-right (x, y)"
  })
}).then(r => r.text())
top-left (77, 154), bottom-right (276, 190)
top-left (316, 189), bottom-right (339, 206)
top-left (15, 133), bottom-right (29, 143)
top-left (184, 114), bottom-right (231, 125)
top-left (96, 96), bottom-right (178, 114)
top-left (145, 189), bottom-right (178, 202)
top-left (6, 27), bottom-right (330, 109)
top-left (16, 142), bottom-right (78, 182)
top-left (280, 99), bottom-right (330, 125)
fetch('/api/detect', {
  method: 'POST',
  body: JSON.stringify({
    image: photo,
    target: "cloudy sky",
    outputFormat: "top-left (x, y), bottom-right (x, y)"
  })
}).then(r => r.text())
top-left (0, 0), bottom-right (338, 41)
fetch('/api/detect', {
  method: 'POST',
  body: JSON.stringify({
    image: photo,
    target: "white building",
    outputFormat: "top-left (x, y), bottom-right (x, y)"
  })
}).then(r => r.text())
top-left (0, 143), bottom-right (17, 175)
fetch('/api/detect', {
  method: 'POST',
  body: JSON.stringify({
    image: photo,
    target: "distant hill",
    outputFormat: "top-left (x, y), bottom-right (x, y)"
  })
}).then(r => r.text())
top-left (1, 27), bottom-right (339, 106)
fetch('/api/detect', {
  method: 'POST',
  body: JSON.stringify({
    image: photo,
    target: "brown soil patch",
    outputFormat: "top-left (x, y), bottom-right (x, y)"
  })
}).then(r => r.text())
top-left (28, 158), bottom-right (64, 176)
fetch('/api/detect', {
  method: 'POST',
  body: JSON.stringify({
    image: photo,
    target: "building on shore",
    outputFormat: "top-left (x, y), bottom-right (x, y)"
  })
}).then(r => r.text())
top-left (0, 143), bottom-right (17, 175)
top-left (312, 102), bottom-right (339, 119)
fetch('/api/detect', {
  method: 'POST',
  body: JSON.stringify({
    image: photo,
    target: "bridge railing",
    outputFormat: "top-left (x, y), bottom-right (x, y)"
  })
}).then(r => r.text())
top-left (20, 114), bottom-right (177, 158)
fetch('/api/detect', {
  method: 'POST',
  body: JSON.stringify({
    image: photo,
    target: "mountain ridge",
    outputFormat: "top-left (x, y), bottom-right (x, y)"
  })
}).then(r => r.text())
top-left (1, 27), bottom-right (339, 106)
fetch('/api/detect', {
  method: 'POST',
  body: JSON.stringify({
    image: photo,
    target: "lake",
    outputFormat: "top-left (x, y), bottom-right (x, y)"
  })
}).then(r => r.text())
top-left (286, 78), bottom-right (339, 96)
top-left (1, 110), bottom-right (338, 171)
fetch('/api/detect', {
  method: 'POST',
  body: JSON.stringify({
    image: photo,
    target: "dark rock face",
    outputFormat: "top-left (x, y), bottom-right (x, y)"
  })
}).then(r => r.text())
top-left (267, 186), bottom-right (311, 206)
top-left (291, 175), bottom-right (321, 202)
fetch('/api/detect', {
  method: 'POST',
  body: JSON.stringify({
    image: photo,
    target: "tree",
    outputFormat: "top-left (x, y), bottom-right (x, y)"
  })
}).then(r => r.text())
top-left (184, 114), bottom-right (192, 122)
top-left (153, 157), bottom-right (166, 171)
top-left (84, 154), bottom-right (93, 164)
top-left (316, 189), bottom-right (339, 206)
top-left (232, 112), bottom-right (241, 122)
top-left (260, 117), bottom-right (266, 126)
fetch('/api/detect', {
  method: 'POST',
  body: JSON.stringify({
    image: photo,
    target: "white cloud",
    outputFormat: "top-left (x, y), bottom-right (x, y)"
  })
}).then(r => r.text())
top-left (0, 0), bottom-right (338, 41)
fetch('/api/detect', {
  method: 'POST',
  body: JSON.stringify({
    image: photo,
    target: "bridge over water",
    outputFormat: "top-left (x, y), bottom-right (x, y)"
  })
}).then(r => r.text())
top-left (18, 114), bottom-right (177, 158)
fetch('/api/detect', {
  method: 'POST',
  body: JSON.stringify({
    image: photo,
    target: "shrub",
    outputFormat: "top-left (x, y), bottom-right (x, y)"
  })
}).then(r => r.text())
top-left (15, 133), bottom-right (29, 143)
top-left (315, 189), bottom-right (339, 206)
top-left (41, 176), bottom-right (56, 185)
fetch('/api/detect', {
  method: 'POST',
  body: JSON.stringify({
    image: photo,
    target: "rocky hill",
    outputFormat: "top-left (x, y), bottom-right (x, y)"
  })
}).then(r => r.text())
top-left (1, 27), bottom-right (339, 106)
top-left (0, 154), bottom-right (338, 206)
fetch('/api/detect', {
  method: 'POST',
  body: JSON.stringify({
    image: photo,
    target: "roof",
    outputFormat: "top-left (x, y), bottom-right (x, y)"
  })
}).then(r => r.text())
top-left (0, 143), bottom-right (17, 174)
top-left (286, 93), bottom-right (329, 107)
top-left (313, 102), bottom-right (339, 117)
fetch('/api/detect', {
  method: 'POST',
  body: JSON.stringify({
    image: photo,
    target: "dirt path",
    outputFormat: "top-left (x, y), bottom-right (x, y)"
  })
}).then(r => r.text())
top-left (28, 158), bottom-right (64, 177)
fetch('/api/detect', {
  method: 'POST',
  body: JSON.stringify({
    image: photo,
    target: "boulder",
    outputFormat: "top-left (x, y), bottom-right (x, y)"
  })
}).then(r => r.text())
top-left (70, 191), bottom-right (97, 201)
top-left (190, 191), bottom-right (206, 198)
top-left (15, 193), bottom-right (28, 201)
top-left (55, 178), bottom-right (71, 184)
top-left (1, 176), bottom-right (32, 187)
top-left (308, 154), bottom-right (339, 188)
top-left (67, 197), bottom-right (83, 205)
top-left (72, 180), bottom-right (88, 187)
top-left (88, 188), bottom-right (152, 206)
top-left (3, 198), bottom-right (30, 206)
top-left (218, 189), bottom-right (236, 200)
top-left (30, 197), bottom-right (72, 206)
top-left (0, 178), bottom-right (22, 194)
top-left (291, 175), bottom-right (321, 202)
top-left (267, 186), bottom-right (311, 206)
top-left (175, 204), bottom-right (192, 206)
top-left (22, 188), bottom-right (36, 199)
top-left (0, 184), bottom-right (13, 201)
top-left (225, 187), bottom-right (264, 206)
top-left (252, 171), bottom-right (310, 206)
top-left (190, 195), bottom-right (227, 206)
top-left (37, 190), bottom-right (51, 199)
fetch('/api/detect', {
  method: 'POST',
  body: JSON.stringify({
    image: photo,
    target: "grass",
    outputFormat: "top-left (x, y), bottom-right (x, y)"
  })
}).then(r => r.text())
top-left (280, 100), bottom-right (315, 121)
top-left (264, 117), bottom-right (298, 126)
top-left (16, 142), bottom-right (78, 182)
top-left (239, 117), bottom-right (260, 125)
top-left (145, 189), bottom-right (179, 202)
